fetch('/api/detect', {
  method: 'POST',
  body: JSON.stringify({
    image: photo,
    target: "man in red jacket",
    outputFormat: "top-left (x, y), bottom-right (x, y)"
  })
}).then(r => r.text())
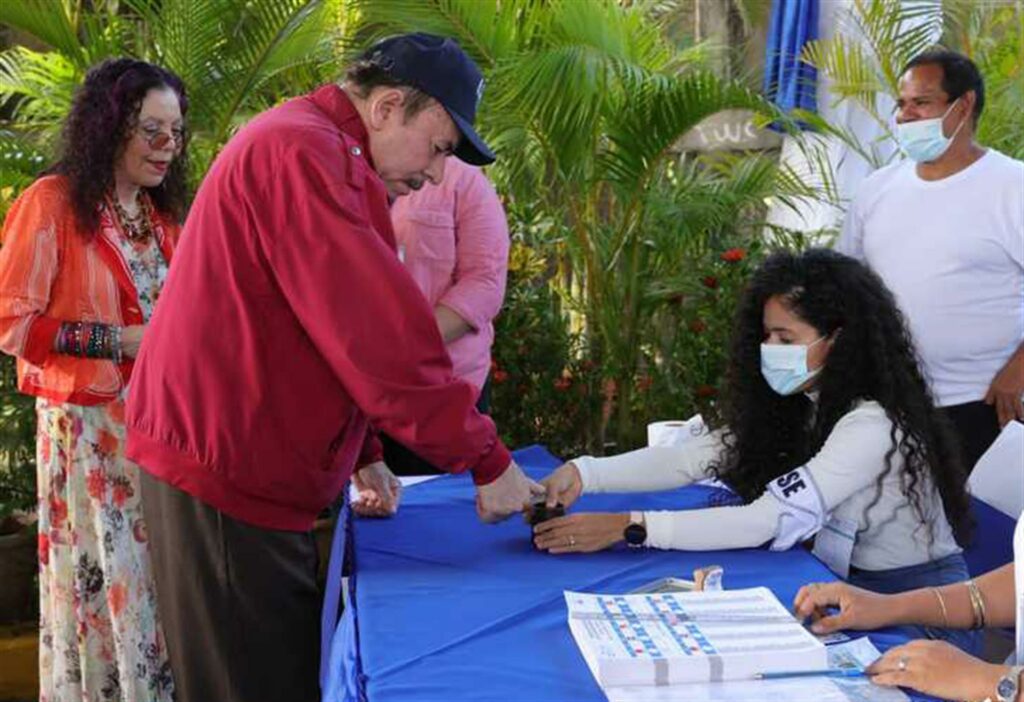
top-left (126, 33), bottom-right (540, 702)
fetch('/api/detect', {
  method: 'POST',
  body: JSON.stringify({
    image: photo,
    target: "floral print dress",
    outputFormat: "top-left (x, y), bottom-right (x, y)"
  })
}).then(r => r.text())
top-left (36, 231), bottom-right (173, 702)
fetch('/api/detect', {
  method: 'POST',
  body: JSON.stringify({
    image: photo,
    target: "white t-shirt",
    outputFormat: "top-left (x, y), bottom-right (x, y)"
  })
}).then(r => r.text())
top-left (836, 150), bottom-right (1024, 407)
top-left (573, 400), bottom-right (961, 572)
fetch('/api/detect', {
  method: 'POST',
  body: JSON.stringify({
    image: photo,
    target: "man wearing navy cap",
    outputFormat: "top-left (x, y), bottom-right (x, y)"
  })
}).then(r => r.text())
top-left (126, 33), bottom-right (540, 702)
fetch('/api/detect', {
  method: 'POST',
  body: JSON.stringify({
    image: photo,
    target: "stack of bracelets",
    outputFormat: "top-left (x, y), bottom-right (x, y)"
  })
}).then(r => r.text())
top-left (55, 321), bottom-right (123, 363)
top-left (965, 578), bottom-right (988, 629)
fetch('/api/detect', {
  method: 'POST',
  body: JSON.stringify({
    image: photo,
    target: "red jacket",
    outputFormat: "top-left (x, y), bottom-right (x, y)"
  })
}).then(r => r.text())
top-left (125, 86), bottom-right (510, 531)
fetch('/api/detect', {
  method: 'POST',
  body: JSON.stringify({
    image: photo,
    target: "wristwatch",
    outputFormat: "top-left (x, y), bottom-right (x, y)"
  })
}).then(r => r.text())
top-left (623, 511), bottom-right (647, 547)
top-left (996, 665), bottom-right (1024, 702)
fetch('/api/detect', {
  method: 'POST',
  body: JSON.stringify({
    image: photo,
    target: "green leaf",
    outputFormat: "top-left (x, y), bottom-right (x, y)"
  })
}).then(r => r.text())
top-left (0, 0), bottom-right (86, 65)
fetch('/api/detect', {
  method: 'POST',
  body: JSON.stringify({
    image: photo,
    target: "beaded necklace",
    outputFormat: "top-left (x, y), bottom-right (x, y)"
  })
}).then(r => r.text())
top-left (111, 192), bottom-right (154, 244)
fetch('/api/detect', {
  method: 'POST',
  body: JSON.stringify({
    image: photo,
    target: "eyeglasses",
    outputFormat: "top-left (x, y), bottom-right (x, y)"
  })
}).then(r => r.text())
top-left (136, 125), bottom-right (186, 152)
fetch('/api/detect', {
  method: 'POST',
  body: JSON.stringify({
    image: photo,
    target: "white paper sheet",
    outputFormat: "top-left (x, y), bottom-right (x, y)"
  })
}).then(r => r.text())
top-left (968, 420), bottom-right (1024, 518)
top-left (602, 637), bottom-right (908, 702)
top-left (565, 588), bottom-right (826, 687)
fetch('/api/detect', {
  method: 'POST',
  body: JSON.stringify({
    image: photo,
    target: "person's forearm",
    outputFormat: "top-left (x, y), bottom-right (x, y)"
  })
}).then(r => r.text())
top-left (884, 564), bottom-right (1014, 629)
top-left (53, 321), bottom-right (123, 361)
top-left (975, 563), bottom-right (1016, 628)
top-left (435, 304), bottom-right (472, 343)
top-left (575, 440), bottom-right (719, 495)
top-left (1009, 341), bottom-right (1024, 366)
top-left (644, 498), bottom-right (778, 551)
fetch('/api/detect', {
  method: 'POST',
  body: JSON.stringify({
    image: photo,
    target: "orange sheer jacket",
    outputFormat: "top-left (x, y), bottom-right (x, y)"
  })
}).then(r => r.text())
top-left (0, 175), bottom-right (179, 405)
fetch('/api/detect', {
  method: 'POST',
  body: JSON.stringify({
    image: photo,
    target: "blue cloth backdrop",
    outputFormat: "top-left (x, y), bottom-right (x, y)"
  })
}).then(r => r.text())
top-left (763, 0), bottom-right (820, 117)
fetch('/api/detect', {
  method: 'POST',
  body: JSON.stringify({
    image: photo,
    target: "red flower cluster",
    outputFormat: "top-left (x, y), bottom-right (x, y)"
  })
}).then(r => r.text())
top-left (86, 469), bottom-right (106, 500)
top-left (688, 319), bottom-right (707, 334)
top-left (635, 375), bottom-right (654, 392)
top-left (493, 369), bottom-right (509, 384)
top-left (695, 384), bottom-right (718, 399)
top-left (554, 376), bottom-right (572, 391)
top-left (48, 495), bottom-right (68, 528)
top-left (702, 275), bottom-right (719, 289)
top-left (38, 533), bottom-right (50, 566)
top-left (720, 248), bottom-right (746, 263)
top-left (111, 479), bottom-right (133, 508)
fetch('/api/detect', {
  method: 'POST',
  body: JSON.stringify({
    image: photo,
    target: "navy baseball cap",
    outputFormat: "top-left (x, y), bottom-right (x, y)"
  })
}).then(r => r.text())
top-left (362, 32), bottom-right (495, 166)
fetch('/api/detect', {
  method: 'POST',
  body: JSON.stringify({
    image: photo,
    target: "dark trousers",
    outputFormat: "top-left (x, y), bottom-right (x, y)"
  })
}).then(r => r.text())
top-left (140, 471), bottom-right (321, 702)
top-left (382, 380), bottom-right (491, 476)
top-left (941, 400), bottom-right (1001, 473)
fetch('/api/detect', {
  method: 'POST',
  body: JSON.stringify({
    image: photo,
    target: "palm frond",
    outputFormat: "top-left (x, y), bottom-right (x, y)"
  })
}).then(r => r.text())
top-left (0, 130), bottom-right (49, 191)
top-left (192, 0), bottom-right (333, 144)
top-left (802, 37), bottom-right (885, 114)
top-left (344, 0), bottom-right (530, 68)
top-left (126, 0), bottom-right (228, 104)
top-left (0, 0), bottom-right (86, 66)
top-left (802, 0), bottom-right (943, 120)
top-left (601, 72), bottom-right (765, 194)
top-left (0, 47), bottom-right (80, 130)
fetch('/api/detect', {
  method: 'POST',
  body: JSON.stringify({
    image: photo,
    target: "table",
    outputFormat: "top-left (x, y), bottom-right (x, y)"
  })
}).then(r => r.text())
top-left (322, 445), bottom-right (934, 702)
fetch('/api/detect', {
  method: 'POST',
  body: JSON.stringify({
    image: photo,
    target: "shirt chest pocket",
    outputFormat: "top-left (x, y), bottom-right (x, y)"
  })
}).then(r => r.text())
top-left (403, 209), bottom-right (456, 264)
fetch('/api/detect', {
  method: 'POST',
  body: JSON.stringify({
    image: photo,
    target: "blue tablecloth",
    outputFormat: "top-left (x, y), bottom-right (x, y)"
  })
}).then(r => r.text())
top-left (323, 445), bottom-right (934, 702)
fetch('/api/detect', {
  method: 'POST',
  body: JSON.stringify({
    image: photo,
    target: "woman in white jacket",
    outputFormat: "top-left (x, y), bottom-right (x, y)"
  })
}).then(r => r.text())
top-left (534, 249), bottom-right (976, 651)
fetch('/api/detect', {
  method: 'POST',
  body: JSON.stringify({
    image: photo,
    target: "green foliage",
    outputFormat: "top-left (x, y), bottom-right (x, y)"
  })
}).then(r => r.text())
top-left (0, 355), bottom-right (35, 522)
top-left (800, 0), bottom-right (1024, 167)
top-left (344, 0), bottom-right (809, 450)
top-left (491, 230), bottom-right (603, 459)
top-left (2, 0), bottom-right (1014, 466)
top-left (0, 0), bottom-right (342, 180)
top-left (943, 0), bottom-right (1024, 160)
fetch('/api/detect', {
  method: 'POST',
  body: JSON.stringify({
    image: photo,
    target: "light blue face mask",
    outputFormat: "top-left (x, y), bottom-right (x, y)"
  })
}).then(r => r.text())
top-left (896, 97), bottom-right (966, 163)
top-left (760, 337), bottom-right (826, 396)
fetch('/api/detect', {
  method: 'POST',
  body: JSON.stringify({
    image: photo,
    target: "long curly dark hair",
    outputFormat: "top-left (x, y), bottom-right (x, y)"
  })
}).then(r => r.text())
top-left (711, 248), bottom-right (972, 545)
top-left (48, 58), bottom-right (189, 234)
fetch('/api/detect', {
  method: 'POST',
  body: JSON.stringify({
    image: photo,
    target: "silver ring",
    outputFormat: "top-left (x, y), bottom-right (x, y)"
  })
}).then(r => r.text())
top-left (568, 535), bottom-right (577, 547)
top-left (897, 656), bottom-right (908, 672)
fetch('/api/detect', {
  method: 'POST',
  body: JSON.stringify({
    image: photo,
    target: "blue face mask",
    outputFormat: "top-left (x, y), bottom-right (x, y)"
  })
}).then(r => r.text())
top-left (760, 337), bottom-right (826, 396)
top-left (896, 98), bottom-right (966, 163)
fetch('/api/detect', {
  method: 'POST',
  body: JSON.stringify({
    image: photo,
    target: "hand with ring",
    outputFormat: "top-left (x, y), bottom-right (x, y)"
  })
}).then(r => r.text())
top-left (866, 639), bottom-right (1007, 701)
top-left (532, 512), bottom-right (630, 554)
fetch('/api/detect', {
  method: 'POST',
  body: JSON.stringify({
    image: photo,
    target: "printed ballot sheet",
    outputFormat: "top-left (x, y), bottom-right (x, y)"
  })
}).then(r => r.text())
top-left (565, 587), bottom-right (826, 687)
top-left (602, 637), bottom-right (908, 702)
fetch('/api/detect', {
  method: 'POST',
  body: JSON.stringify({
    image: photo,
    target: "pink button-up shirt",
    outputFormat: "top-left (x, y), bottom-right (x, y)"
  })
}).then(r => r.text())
top-left (390, 160), bottom-right (509, 393)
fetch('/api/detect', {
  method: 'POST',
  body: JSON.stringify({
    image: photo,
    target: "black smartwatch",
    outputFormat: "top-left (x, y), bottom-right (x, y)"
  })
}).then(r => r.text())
top-left (623, 511), bottom-right (647, 547)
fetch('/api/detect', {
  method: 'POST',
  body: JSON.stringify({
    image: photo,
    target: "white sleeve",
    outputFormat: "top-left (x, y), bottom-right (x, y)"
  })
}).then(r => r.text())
top-left (799, 402), bottom-right (896, 510)
top-left (632, 402), bottom-right (897, 551)
top-left (573, 430), bottom-right (724, 494)
top-left (643, 494), bottom-right (780, 551)
top-left (761, 402), bottom-right (896, 551)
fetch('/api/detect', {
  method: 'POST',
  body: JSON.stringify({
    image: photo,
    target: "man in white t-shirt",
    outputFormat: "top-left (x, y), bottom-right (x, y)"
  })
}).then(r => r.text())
top-left (837, 49), bottom-right (1024, 471)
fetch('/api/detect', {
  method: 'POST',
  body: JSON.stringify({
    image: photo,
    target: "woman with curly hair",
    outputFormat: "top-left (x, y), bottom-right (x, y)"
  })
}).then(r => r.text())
top-left (0, 58), bottom-right (187, 701)
top-left (535, 248), bottom-right (976, 650)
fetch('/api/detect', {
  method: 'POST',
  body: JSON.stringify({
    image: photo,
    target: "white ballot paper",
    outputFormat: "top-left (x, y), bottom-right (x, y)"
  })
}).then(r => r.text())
top-left (601, 637), bottom-right (907, 702)
top-left (565, 587), bottom-right (826, 687)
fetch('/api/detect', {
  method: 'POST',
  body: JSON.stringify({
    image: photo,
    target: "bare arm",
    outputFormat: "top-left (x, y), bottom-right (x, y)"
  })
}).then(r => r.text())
top-left (435, 304), bottom-right (472, 344)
